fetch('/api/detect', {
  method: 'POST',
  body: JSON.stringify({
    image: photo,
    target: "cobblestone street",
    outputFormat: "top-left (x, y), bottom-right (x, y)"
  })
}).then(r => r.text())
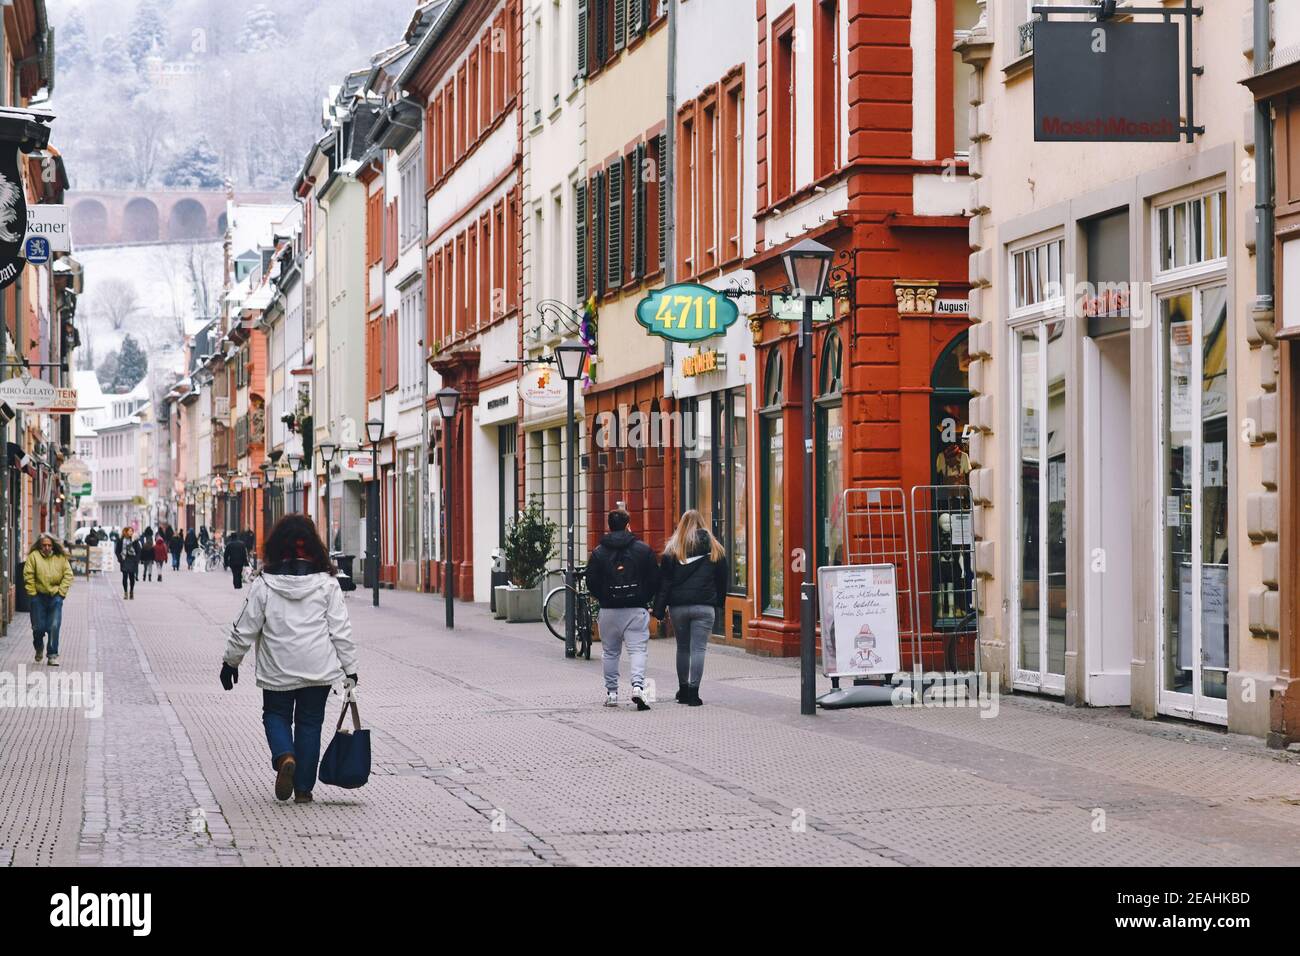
top-left (2, 568), bottom-right (1299, 867)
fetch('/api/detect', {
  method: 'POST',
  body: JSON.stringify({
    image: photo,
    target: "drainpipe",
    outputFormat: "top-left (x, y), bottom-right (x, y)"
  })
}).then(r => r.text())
top-left (1255, 0), bottom-right (1274, 314)
top-left (663, 0), bottom-right (678, 388)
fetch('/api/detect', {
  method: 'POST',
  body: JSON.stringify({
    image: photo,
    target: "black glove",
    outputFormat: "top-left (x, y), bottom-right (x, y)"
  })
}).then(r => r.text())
top-left (220, 663), bottom-right (239, 691)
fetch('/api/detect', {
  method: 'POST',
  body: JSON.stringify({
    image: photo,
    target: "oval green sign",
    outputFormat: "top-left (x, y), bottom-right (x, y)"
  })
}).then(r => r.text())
top-left (635, 282), bottom-right (740, 343)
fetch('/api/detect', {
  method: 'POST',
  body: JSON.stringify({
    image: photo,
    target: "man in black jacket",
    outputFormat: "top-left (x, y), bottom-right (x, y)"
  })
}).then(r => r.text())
top-left (224, 534), bottom-right (249, 589)
top-left (585, 509), bottom-right (660, 710)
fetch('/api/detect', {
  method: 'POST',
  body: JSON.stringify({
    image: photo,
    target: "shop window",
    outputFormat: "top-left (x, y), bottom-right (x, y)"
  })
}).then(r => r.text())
top-left (1011, 237), bottom-right (1063, 313)
top-left (1156, 190), bottom-right (1227, 274)
top-left (761, 350), bottom-right (785, 614)
top-left (816, 332), bottom-right (844, 567)
top-left (1013, 319), bottom-right (1067, 689)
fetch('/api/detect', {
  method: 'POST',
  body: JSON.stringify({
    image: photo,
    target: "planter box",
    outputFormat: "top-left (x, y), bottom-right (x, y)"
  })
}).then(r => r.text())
top-left (504, 585), bottom-right (542, 623)
top-left (492, 585), bottom-right (510, 620)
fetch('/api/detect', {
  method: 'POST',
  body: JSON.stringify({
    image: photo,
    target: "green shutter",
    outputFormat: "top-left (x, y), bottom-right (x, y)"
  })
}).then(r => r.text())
top-left (575, 180), bottom-right (588, 301)
top-left (607, 159), bottom-right (623, 289)
top-left (577, 0), bottom-right (588, 79)
top-left (614, 0), bottom-right (626, 51)
top-left (633, 143), bottom-right (646, 279)
top-left (657, 134), bottom-right (668, 270)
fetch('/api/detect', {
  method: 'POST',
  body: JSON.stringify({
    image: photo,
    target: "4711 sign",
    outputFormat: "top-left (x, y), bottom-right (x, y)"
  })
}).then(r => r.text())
top-left (636, 282), bottom-right (740, 343)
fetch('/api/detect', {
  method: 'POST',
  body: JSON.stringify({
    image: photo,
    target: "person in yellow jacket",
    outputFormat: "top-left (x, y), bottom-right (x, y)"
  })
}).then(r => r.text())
top-left (24, 534), bottom-right (73, 667)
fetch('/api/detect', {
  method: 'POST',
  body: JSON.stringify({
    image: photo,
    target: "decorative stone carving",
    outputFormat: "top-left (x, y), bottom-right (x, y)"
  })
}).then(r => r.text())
top-left (893, 281), bottom-right (938, 315)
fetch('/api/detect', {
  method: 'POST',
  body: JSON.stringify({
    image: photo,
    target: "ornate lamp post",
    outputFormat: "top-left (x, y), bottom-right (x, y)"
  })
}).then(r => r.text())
top-left (259, 462), bottom-right (273, 547)
top-left (286, 451), bottom-right (303, 514)
top-left (318, 440), bottom-right (338, 554)
top-left (365, 418), bottom-right (384, 608)
top-left (781, 239), bottom-right (834, 718)
top-left (435, 389), bottom-right (460, 628)
top-left (553, 339), bottom-right (587, 658)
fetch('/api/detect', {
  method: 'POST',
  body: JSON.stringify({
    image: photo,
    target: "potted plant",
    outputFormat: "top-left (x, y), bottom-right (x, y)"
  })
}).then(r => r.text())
top-left (502, 496), bottom-right (557, 623)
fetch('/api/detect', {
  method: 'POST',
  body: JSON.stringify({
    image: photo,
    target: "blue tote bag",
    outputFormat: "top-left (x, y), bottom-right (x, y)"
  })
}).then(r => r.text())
top-left (318, 695), bottom-right (371, 789)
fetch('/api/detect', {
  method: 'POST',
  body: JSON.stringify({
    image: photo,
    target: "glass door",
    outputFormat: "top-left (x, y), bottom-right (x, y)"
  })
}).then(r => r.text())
top-left (1158, 286), bottom-right (1229, 723)
top-left (1013, 320), bottom-right (1067, 694)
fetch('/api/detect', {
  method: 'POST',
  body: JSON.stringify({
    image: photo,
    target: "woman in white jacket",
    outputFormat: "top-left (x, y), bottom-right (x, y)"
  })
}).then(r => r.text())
top-left (221, 515), bottom-right (358, 804)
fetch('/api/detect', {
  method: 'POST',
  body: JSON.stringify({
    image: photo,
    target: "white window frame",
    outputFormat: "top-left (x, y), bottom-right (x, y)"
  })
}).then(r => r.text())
top-left (1152, 188), bottom-right (1228, 279)
top-left (399, 155), bottom-right (423, 251)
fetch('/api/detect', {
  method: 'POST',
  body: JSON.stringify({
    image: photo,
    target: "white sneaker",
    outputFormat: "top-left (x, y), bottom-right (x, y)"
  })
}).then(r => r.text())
top-left (604, 691), bottom-right (619, 707)
top-left (47, 655), bottom-right (59, 667)
top-left (631, 685), bottom-right (650, 711)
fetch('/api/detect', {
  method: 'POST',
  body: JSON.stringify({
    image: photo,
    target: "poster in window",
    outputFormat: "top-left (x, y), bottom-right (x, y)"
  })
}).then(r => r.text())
top-left (1177, 563), bottom-right (1228, 671)
top-left (1169, 323), bottom-right (1194, 434)
top-left (1203, 441), bottom-right (1224, 488)
top-left (817, 564), bottom-right (902, 679)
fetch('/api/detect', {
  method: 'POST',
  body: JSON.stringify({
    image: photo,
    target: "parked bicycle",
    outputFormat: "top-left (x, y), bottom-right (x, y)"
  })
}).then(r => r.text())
top-left (543, 566), bottom-right (597, 659)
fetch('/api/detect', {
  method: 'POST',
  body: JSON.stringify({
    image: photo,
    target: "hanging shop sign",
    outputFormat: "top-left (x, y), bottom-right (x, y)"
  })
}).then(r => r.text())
top-left (0, 146), bottom-right (28, 291)
top-left (0, 375), bottom-right (55, 411)
top-left (680, 349), bottom-right (727, 378)
top-left (771, 293), bottom-right (834, 324)
top-left (23, 204), bottom-right (70, 253)
top-left (817, 564), bottom-right (902, 679)
top-left (1033, 20), bottom-right (1181, 143)
top-left (340, 451), bottom-right (374, 473)
top-left (518, 364), bottom-right (566, 408)
top-left (636, 282), bottom-right (740, 342)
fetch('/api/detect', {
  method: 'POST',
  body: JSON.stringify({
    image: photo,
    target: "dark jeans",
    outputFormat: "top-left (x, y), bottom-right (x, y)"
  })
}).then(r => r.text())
top-left (231, 565), bottom-right (244, 589)
top-left (669, 605), bottom-right (715, 687)
top-left (186, 551), bottom-right (195, 568)
top-left (121, 570), bottom-right (136, 595)
top-left (262, 686), bottom-right (332, 794)
top-left (30, 593), bottom-right (64, 657)
top-left (142, 560), bottom-right (153, 581)
top-left (171, 553), bottom-right (181, 570)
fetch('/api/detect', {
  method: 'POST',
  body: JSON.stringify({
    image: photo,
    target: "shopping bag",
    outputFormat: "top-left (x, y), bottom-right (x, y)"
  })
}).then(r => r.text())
top-left (318, 694), bottom-right (371, 789)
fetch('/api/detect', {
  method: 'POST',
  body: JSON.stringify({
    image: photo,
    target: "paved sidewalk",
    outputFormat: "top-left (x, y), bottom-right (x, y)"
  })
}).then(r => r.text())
top-left (2, 567), bottom-right (1299, 866)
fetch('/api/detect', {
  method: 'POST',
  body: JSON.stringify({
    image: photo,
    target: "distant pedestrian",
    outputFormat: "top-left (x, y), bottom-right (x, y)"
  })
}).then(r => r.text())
top-left (585, 508), bottom-right (660, 710)
top-left (220, 514), bottom-right (358, 805)
top-left (224, 532), bottom-right (249, 589)
top-left (184, 528), bottom-right (199, 569)
top-left (243, 528), bottom-right (257, 569)
top-left (199, 526), bottom-right (210, 548)
top-left (140, 527), bottom-right (156, 582)
top-left (169, 530), bottom-right (183, 570)
top-left (115, 527), bottom-right (141, 600)
top-left (24, 534), bottom-right (72, 667)
top-left (153, 535), bottom-right (169, 580)
top-left (654, 510), bottom-right (728, 707)
top-left (85, 527), bottom-right (100, 548)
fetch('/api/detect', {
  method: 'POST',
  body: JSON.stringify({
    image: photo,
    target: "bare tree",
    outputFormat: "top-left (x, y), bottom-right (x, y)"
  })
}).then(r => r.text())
top-left (97, 278), bottom-right (141, 331)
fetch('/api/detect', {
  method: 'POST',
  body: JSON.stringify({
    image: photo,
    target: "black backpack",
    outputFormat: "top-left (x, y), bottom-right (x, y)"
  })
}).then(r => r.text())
top-left (606, 543), bottom-right (644, 604)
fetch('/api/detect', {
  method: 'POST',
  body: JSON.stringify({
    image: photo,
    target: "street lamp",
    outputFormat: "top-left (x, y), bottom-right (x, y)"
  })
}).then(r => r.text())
top-left (287, 451), bottom-right (303, 514)
top-left (435, 389), bottom-right (460, 628)
top-left (318, 441), bottom-right (338, 555)
top-left (365, 418), bottom-right (383, 608)
top-left (259, 462), bottom-right (273, 548)
top-left (554, 339), bottom-right (587, 658)
top-left (781, 238), bottom-right (834, 717)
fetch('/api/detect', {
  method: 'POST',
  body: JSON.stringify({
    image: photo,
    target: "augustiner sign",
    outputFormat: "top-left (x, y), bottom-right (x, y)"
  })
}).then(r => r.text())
top-left (636, 282), bottom-right (740, 343)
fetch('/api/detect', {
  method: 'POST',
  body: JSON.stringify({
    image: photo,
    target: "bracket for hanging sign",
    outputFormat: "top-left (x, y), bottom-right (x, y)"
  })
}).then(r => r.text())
top-left (1031, 0), bottom-right (1204, 144)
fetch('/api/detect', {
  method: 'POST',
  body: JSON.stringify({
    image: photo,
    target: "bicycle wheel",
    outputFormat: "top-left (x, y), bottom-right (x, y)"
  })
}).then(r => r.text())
top-left (543, 586), bottom-right (575, 641)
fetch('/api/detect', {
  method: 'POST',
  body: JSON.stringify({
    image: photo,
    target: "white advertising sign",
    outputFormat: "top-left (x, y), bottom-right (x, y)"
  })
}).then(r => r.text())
top-left (817, 564), bottom-right (903, 679)
top-left (24, 204), bottom-right (72, 253)
top-left (340, 451), bottom-right (374, 473)
top-left (0, 375), bottom-right (57, 411)
top-left (518, 365), bottom-right (565, 409)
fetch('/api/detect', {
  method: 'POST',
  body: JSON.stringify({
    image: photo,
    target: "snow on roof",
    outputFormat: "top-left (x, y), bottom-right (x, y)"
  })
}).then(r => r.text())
top-left (242, 284), bottom-right (274, 312)
top-left (226, 201), bottom-right (295, 258)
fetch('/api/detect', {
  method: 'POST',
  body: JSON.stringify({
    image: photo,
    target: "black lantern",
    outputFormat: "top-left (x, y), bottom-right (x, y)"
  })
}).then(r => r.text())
top-left (554, 339), bottom-right (587, 381)
top-left (780, 238), bottom-right (834, 300)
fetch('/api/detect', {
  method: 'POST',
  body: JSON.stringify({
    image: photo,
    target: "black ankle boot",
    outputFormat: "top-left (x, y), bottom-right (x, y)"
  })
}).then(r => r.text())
top-left (675, 683), bottom-right (688, 703)
top-left (686, 685), bottom-right (703, 706)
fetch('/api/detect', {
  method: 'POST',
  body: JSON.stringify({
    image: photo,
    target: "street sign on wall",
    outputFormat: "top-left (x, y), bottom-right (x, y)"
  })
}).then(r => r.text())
top-left (0, 375), bottom-right (56, 411)
top-left (636, 282), bottom-right (740, 342)
top-left (1033, 20), bottom-right (1181, 142)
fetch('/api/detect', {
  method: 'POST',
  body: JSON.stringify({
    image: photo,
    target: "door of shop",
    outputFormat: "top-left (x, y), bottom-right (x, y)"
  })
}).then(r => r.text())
top-left (1157, 286), bottom-right (1230, 725)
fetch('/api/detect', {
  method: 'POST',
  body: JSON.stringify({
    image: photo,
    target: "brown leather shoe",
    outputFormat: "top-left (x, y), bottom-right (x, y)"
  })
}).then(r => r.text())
top-left (274, 755), bottom-right (296, 801)
top-left (293, 791), bottom-right (313, 804)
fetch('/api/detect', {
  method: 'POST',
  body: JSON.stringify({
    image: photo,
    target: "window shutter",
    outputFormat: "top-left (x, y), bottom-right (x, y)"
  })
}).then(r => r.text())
top-left (614, 0), bottom-right (626, 51)
top-left (594, 0), bottom-right (607, 67)
top-left (577, 0), bottom-right (588, 78)
top-left (607, 160), bottom-right (623, 289)
top-left (575, 180), bottom-right (588, 301)
top-left (632, 0), bottom-right (647, 35)
top-left (657, 134), bottom-right (668, 270)
top-left (633, 143), bottom-right (646, 280)
top-left (593, 172), bottom-right (606, 296)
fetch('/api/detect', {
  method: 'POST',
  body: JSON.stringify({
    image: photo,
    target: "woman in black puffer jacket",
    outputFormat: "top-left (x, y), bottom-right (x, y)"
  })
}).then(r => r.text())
top-left (653, 510), bottom-right (728, 707)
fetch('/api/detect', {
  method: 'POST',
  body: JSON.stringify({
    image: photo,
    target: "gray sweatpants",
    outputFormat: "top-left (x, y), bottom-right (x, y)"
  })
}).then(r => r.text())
top-left (599, 607), bottom-right (650, 692)
top-left (670, 605), bottom-right (714, 687)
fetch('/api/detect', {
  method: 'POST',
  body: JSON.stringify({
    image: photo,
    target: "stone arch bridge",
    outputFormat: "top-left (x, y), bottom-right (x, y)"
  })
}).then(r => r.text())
top-left (66, 189), bottom-right (284, 248)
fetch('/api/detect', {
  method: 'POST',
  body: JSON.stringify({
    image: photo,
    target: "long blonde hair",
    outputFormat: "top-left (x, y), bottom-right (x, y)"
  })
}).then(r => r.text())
top-left (665, 509), bottom-right (724, 564)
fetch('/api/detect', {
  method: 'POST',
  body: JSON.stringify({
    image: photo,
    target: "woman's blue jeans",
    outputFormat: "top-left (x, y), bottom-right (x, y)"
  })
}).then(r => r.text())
top-left (262, 686), bottom-right (332, 794)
